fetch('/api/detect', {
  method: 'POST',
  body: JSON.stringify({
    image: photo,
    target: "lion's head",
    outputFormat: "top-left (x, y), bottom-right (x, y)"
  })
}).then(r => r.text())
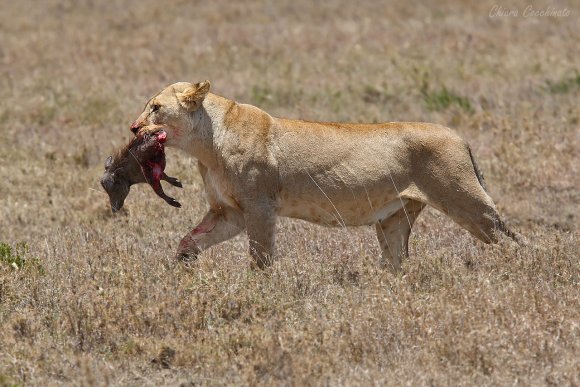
top-left (130, 80), bottom-right (211, 139)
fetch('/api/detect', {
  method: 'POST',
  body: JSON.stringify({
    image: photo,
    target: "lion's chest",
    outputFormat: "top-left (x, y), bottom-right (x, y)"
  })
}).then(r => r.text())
top-left (203, 170), bottom-right (240, 211)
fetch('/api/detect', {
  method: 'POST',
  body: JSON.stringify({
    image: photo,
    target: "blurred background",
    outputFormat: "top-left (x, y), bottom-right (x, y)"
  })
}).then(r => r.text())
top-left (0, 1), bottom-right (578, 385)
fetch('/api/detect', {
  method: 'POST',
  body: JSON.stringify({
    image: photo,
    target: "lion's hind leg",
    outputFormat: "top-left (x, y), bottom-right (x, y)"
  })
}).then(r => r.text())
top-left (405, 180), bottom-right (517, 246)
top-left (375, 199), bottom-right (425, 273)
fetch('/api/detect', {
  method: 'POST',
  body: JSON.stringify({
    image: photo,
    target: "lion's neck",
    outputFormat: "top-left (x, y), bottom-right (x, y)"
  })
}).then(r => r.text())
top-left (179, 93), bottom-right (234, 169)
top-left (175, 93), bottom-right (275, 172)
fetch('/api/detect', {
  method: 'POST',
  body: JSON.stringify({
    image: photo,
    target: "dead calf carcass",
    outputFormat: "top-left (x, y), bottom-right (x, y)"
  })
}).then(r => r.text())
top-left (100, 127), bottom-right (182, 212)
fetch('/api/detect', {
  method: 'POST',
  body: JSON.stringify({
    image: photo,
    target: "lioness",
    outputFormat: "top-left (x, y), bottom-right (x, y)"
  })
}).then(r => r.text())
top-left (130, 80), bottom-right (518, 272)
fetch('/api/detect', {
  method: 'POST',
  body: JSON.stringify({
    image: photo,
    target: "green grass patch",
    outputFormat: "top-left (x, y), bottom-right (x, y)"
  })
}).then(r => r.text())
top-left (0, 242), bottom-right (43, 273)
top-left (546, 73), bottom-right (580, 94)
top-left (421, 84), bottom-right (473, 113)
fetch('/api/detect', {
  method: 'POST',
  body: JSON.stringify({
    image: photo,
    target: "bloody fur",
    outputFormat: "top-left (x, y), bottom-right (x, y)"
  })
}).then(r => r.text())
top-left (101, 128), bottom-right (182, 211)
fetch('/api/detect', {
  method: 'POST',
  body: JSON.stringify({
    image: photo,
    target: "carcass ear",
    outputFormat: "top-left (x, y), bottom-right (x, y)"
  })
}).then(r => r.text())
top-left (104, 156), bottom-right (113, 170)
top-left (178, 80), bottom-right (211, 111)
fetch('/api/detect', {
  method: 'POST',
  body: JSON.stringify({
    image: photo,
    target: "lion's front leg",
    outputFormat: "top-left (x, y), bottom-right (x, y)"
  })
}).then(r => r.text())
top-left (244, 205), bottom-right (277, 269)
top-left (176, 207), bottom-right (245, 261)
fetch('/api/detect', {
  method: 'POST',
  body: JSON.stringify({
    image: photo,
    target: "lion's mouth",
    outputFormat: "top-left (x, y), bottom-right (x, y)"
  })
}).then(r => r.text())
top-left (130, 121), bottom-right (142, 134)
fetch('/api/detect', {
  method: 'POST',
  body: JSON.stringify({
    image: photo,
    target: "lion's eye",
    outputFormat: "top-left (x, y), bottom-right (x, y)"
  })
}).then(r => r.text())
top-left (151, 103), bottom-right (160, 113)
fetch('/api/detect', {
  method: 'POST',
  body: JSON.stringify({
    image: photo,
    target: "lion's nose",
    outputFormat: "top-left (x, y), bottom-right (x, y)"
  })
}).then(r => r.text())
top-left (130, 121), bottom-right (142, 134)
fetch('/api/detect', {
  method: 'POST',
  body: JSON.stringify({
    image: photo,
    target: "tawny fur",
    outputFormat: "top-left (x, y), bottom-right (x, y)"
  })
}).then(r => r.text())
top-left (131, 81), bottom-right (518, 271)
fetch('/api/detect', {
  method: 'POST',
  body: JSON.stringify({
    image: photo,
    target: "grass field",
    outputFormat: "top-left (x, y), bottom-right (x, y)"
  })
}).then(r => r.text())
top-left (0, 1), bottom-right (578, 385)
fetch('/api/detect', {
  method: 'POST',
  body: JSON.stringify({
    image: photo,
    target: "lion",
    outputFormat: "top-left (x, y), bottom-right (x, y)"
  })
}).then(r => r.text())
top-left (129, 80), bottom-right (519, 272)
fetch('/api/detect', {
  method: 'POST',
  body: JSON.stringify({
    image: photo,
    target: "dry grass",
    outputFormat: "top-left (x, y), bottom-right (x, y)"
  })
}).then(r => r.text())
top-left (0, 1), bottom-right (578, 385)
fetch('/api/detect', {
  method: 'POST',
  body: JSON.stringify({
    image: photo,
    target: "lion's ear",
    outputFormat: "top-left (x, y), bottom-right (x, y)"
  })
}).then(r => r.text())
top-left (178, 80), bottom-right (211, 111)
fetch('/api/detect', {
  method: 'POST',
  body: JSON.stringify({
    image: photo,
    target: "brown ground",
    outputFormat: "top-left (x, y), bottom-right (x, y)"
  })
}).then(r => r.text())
top-left (0, 1), bottom-right (578, 386)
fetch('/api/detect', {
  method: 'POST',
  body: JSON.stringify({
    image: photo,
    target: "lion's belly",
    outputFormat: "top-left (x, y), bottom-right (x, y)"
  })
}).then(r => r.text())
top-left (276, 160), bottom-right (408, 226)
top-left (278, 196), bottom-right (407, 226)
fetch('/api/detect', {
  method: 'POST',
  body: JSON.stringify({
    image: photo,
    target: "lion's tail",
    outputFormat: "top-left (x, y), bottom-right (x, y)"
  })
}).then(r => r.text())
top-left (467, 145), bottom-right (487, 192)
top-left (467, 145), bottom-right (526, 244)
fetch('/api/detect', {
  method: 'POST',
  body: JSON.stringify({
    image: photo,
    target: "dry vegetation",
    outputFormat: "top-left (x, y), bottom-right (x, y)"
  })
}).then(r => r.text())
top-left (0, 0), bottom-right (578, 385)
